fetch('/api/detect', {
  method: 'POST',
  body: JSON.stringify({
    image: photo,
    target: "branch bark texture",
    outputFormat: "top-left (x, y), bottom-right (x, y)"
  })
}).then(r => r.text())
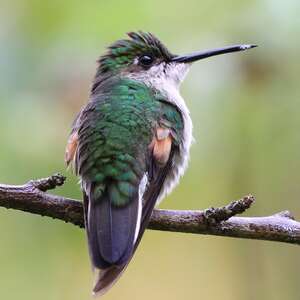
top-left (0, 174), bottom-right (299, 245)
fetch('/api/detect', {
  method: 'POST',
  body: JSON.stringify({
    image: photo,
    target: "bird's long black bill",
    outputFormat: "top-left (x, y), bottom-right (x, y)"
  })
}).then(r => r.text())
top-left (172, 44), bottom-right (257, 63)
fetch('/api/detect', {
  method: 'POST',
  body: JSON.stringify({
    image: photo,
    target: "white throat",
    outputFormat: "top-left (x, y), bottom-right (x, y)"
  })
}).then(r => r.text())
top-left (127, 62), bottom-right (190, 112)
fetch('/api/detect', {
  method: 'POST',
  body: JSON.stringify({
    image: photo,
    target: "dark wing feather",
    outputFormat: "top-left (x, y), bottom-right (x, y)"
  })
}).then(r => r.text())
top-left (136, 146), bottom-right (175, 245)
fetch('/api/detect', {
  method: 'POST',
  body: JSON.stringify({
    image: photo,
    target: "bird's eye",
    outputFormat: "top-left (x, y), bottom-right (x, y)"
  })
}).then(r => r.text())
top-left (138, 55), bottom-right (154, 67)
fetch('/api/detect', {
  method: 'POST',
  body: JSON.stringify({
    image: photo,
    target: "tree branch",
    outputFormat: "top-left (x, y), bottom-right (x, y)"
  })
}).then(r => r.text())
top-left (0, 174), bottom-right (299, 245)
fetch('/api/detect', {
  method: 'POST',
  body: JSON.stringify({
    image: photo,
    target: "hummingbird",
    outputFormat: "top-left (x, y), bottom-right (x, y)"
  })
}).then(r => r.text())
top-left (65, 31), bottom-right (256, 296)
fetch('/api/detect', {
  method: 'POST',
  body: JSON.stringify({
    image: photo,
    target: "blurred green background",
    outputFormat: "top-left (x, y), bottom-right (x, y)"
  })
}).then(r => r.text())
top-left (1, 0), bottom-right (300, 299)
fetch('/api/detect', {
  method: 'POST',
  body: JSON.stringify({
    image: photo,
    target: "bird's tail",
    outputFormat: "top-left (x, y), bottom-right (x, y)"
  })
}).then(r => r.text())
top-left (82, 181), bottom-right (141, 296)
top-left (91, 184), bottom-right (159, 296)
top-left (92, 265), bottom-right (127, 297)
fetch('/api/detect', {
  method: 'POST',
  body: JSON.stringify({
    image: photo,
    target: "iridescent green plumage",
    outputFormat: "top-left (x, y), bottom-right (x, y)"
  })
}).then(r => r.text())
top-left (77, 78), bottom-right (183, 207)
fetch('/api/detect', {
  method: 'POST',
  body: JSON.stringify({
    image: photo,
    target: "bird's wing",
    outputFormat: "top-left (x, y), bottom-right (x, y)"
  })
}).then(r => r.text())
top-left (92, 130), bottom-right (178, 296)
top-left (66, 78), bottom-right (184, 296)
top-left (92, 99), bottom-right (184, 296)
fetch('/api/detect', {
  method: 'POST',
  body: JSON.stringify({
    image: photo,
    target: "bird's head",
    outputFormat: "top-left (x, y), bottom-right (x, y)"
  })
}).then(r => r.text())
top-left (92, 31), bottom-right (256, 92)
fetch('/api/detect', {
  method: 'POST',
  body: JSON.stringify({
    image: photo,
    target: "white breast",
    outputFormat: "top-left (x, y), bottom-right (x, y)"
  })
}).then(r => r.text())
top-left (152, 74), bottom-right (193, 203)
top-left (127, 62), bottom-right (194, 204)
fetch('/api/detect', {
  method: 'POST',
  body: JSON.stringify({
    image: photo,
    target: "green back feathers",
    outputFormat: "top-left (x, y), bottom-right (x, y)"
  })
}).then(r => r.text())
top-left (77, 78), bottom-right (183, 207)
top-left (79, 79), bottom-right (158, 206)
